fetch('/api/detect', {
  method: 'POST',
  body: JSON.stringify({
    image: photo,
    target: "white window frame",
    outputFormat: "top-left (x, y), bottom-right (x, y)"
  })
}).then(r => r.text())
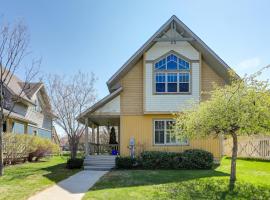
top-left (153, 119), bottom-right (189, 146)
top-left (154, 53), bottom-right (191, 94)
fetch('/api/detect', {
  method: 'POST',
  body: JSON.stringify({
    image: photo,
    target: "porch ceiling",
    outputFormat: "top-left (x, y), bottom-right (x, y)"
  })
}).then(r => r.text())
top-left (87, 115), bottom-right (120, 126)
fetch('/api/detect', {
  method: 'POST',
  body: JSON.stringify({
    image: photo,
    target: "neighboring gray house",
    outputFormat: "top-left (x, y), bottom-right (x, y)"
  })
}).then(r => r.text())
top-left (3, 72), bottom-right (56, 140)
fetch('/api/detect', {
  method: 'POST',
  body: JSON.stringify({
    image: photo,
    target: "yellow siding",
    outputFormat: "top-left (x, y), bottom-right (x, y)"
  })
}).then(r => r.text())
top-left (201, 60), bottom-right (225, 101)
top-left (120, 115), bottom-right (222, 160)
top-left (120, 58), bottom-right (143, 115)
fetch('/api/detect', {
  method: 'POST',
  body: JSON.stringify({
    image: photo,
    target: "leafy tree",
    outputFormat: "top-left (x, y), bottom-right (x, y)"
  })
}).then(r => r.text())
top-left (174, 69), bottom-right (270, 190)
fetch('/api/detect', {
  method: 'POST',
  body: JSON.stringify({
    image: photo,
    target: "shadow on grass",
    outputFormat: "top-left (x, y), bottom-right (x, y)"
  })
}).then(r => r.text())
top-left (42, 163), bottom-right (80, 184)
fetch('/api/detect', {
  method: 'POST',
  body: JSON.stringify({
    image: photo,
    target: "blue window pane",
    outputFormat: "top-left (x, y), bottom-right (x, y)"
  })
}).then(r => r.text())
top-left (28, 126), bottom-right (34, 135)
top-left (12, 122), bottom-right (25, 134)
top-left (167, 73), bottom-right (177, 82)
top-left (167, 54), bottom-right (178, 70)
top-left (185, 62), bottom-right (190, 69)
top-left (179, 58), bottom-right (190, 70)
top-left (38, 129), bottom-right (51, 139)
top-left (156, 83), bottom-right (165, 92)
top-left (167, 61), bottom-right (177, 70)
top-left (155, 73), bottom-right (165, 82)
top-left (179, 73), bottom-right (190, 82)
top-left (179, 73), bottom-right (183, 82)
top-left (168, 83), bottom-right (177, 92)
top-left (185, 73), bottom-right (190, 82)
top-left (155, 58), bottom-right (166, 70)
top-left (179, 83), bottom-right (189, 92)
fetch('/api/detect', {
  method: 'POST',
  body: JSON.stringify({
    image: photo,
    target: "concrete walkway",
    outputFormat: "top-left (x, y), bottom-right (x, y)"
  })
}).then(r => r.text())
top-left (28, 170), bottom-right (108, 200)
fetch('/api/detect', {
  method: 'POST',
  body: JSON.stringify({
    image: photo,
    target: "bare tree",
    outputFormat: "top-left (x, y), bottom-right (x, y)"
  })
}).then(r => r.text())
top-left (47, 71), bottom-right (96, 159)
top-left (0, 20), bottom-right (40, 176)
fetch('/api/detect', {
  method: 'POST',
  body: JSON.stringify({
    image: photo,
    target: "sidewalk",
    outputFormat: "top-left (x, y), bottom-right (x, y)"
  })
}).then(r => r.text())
top-left (28, 170), bottom-right (108, 200)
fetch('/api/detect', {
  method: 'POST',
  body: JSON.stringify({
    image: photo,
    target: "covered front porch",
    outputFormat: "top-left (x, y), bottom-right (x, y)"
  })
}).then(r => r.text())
top-left (83, 115), bottom-right (120, 155)
top-left (78, 87), bottom-right (122, 156)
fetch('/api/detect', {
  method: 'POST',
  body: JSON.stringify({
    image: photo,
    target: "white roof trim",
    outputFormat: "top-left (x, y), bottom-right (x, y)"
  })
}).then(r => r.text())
top-left (106, 15), bottom-right (234, 90)
top-left (77, 87), bottom-right (123, 120)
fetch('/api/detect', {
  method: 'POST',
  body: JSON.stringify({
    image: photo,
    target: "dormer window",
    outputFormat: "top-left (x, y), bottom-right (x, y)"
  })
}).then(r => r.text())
top-left (154, 53), bottom-right (190, 94)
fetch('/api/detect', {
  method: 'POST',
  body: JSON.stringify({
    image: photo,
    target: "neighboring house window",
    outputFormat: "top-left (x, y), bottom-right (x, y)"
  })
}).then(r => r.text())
top-left (28, 125), bottom-right (38, 135)
top-left (12, 122), bottom-right (25, 134)
top-left (38, 128), bottom-right (51, 139)
top-left (154, 53), bottom-right (190, 93)
top-left (154, 119), bottom-right (188, 145)
top-left (34, 99), bottom-right (42, 112)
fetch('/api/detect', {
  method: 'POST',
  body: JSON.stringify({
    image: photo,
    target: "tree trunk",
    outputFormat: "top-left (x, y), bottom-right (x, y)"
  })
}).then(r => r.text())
top-left (0, 119), bottom-right (3, 176)
top-left (229, 132), bottom-right (238, 190)
top-left (69, 137), bottom-right (79, 159)
top-left (0, 81), bottom-right (4, 176)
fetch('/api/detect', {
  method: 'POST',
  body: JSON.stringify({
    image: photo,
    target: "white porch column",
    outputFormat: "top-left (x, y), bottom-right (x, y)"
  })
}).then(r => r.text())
top-left (84, 118), bottom-right (89, 155)
top-left (97, 126), bottom-right (100, 155)
top-left (92, 124), bottom-right (95, 143)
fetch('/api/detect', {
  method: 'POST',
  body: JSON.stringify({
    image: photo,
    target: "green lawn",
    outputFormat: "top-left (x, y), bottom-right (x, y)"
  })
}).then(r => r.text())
top-left (83, 158), bottom-right (270, 200)
top-left (0, 156), bottom-right (81, 200)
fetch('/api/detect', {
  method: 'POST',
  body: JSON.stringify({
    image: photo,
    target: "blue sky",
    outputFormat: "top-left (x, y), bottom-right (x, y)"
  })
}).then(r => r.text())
top-left (1, 0), bottom-right (270, 99)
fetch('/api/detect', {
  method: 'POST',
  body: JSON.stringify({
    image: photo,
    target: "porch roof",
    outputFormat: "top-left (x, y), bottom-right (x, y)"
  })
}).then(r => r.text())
top-left (77, 87), bottom-right (122, 126)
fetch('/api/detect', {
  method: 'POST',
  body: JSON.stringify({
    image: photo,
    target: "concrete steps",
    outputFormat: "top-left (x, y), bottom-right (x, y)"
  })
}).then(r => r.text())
top-left (84, 155), bottom-right (116, 171)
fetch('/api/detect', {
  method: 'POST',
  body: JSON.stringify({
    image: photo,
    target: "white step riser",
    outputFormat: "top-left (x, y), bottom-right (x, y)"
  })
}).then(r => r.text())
top-left (85, 159), bottom-right (116, 162)
top-left (84, 161), bottom-right (115, 164)
top-left (85, 165), bottom-right (115, 168)
top-left (84, 162), bottom-right (115, 165)
top-left (86, 156), bottom-right (117, 159)
top-left (84, 166), bottom-right (113, 170)
top-left (84, 156), bottom-right (116, 170)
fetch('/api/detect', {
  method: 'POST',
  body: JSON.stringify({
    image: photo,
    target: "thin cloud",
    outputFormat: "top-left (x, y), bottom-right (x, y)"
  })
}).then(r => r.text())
top-left (235, 57), bottom-right (262, 76)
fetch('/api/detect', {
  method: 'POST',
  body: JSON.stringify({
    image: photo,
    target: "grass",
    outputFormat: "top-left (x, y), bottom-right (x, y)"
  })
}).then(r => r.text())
top-left (0, 156), bottom-right (81, 200)
top-left (83, 158), bottom-right (270, 200)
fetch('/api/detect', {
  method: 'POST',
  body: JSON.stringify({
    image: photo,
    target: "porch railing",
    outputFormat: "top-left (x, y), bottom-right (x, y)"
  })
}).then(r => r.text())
top-left (89, 142), bottom-right (119, 155)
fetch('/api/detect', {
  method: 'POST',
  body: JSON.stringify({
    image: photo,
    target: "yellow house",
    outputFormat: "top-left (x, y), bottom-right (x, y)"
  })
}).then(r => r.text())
top-left (78, 15), bottom-right (232, 163)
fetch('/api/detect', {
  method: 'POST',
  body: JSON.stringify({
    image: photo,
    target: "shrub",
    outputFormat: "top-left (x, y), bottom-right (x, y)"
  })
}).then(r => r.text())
top-left (3, 133), bottom-right (31, 164)
top-left (28, 136), bottom-right (60, 162)
top-left (115, 150), bottom-right (214, 170)
top-left (115, 157), bottom-right (137, 169)
top-left (140, 151), bottom-right (182, 169)
top-left (181, 149), bottom-right (214, 169)
top-left (66, 158), bottom-right (84, 169)
top-left (3, 133), bottom-right (60, 165)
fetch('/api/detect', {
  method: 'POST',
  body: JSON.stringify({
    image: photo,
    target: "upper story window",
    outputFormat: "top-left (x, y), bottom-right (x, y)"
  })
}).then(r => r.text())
top-left (154, 53), bottom-right (190, 94)
top-left (34, 99), bottom-right (42, 112)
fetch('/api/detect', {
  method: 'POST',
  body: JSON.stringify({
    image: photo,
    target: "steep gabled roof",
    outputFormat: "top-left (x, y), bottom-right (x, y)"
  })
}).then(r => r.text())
top-left (107, 15), bottom-right (234, 91)
top-left (18, 82), bottom-right (43, 99)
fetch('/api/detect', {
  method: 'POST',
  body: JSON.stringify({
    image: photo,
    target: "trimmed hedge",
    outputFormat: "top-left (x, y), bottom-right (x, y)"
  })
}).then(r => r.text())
top-left (66, 158), bottom-right (84, 169)
top-left (115, 157), bottom-right (136, 169)
top-left (140, 151), bottom-right (182, 169)
top-left (116, 149), bottom-right (214, 170)
top-left (181, 149), bottom-right (213, 169)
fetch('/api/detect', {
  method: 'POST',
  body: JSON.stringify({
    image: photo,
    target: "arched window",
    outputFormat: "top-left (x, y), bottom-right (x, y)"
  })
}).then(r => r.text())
top-left (154, 53), bottom-right (190, 93)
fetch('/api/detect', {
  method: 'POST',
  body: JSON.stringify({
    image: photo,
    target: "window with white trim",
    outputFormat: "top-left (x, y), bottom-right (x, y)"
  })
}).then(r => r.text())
top-left (154, 119), bottom-right (188, 145)
top-left (154, 53), bottom-right (190, 93)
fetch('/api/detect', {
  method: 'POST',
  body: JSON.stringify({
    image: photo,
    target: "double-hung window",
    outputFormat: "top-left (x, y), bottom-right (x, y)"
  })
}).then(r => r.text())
top-left (154, 119), bottom-right (188, 145)
top-left (154, 53), bottom-right (190, 93)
